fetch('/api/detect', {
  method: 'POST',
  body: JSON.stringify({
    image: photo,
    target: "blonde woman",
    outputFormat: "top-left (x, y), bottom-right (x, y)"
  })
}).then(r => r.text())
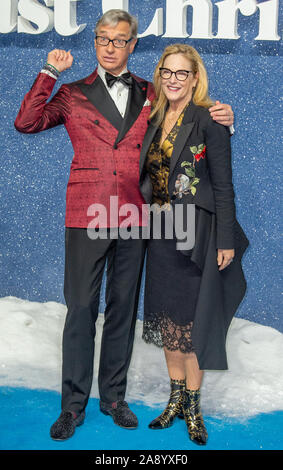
top-left (139, 44), bottom-right (248, 445)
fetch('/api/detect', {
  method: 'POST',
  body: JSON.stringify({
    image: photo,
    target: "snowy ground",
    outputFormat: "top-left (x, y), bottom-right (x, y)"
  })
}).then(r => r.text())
top-left (0, 296), bottom-right (283, 418)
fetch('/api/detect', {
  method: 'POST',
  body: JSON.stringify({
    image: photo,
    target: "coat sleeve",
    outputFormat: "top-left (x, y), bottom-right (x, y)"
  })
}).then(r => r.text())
top-left (14, 72), bottom-right (71, 134)
top-left (204, 117), bottom-right (236, 250)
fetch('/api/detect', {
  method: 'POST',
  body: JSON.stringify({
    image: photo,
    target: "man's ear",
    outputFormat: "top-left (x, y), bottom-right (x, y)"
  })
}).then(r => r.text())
top-left (129, 38), bottom-right (138, 54)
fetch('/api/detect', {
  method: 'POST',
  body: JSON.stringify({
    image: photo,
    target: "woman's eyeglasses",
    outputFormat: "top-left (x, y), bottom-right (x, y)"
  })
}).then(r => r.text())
top-left (159, 68), bottom-right (193, 81)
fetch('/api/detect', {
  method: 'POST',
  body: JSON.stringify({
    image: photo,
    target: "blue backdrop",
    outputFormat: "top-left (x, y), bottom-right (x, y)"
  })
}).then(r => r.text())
top-left (0, 1), bottom-right (282, 331)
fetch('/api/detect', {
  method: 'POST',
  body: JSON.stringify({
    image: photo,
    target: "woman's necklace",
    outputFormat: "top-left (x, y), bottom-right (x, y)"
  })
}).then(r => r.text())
top-left (163, 100), bottom-right (191, 135)
top-left (162, 109), bottom-right (182, 137)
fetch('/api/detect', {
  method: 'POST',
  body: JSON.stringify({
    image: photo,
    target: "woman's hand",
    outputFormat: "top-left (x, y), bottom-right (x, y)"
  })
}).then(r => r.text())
top-left (217, 249), bottom-right (235, 271)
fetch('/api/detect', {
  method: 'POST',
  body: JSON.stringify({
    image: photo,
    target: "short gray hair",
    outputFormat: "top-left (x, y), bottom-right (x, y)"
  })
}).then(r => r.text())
top-left (95, 9), bottom-right (138, 38)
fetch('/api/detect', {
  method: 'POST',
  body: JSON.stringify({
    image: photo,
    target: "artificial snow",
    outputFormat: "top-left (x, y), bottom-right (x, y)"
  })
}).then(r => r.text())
top-left (0, 296), bottom-right (282, 418)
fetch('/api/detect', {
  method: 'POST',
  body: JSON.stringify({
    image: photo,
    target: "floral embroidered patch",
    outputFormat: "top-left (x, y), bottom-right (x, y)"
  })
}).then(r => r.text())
top-left (173, 144), bottom-right (206, 198)
top-left (190, 144), bottom-right (206, 162)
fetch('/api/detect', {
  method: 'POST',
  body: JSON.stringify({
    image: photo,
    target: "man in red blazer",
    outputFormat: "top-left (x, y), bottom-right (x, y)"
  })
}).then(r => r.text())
top-left (14, 9), bottom-right (234, 440)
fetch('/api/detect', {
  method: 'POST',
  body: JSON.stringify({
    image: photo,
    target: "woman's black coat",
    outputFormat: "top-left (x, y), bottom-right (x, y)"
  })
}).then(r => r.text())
top-left (139, 102), bottom-right (249, 370)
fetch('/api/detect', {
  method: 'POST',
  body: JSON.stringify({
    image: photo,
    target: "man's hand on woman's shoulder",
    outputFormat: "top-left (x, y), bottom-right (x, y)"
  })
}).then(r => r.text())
top-left (209, 100), bottom-right (234, 127)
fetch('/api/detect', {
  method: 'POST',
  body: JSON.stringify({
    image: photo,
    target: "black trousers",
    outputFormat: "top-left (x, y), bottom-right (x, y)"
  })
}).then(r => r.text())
top-left (61, 228), bottom-right (146, 415)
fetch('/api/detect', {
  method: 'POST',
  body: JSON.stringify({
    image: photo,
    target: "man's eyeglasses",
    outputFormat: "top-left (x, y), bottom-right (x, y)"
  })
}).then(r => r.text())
top-left (96, 36), bottom-right (133, 49)
top-left (159, 68), bottom-right (193, 81)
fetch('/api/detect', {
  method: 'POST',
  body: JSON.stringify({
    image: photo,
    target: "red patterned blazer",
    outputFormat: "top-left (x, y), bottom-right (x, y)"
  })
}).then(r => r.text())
top-left (14, 68), bottom-right (155, 228)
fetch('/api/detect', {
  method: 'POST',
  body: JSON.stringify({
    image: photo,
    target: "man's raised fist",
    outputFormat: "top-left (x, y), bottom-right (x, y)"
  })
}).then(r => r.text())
top-left (47, 49), bottom-right (74, 73)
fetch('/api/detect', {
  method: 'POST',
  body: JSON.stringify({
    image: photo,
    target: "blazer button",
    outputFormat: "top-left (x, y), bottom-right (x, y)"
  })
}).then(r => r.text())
top-left (113, 143), bottom-right (118, 149)
top-left (94, 119), bottom-right (99, 125)
top-left (136, 144), bottom-right (141, 148)
top-left (171, 195), bottom-right (176, 201)
top-left (113, 170), bottom-right (117, 175)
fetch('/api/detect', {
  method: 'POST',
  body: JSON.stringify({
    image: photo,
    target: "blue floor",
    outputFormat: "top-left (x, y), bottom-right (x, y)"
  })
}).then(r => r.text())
top-left (0, 387), bottom-right (282, 451)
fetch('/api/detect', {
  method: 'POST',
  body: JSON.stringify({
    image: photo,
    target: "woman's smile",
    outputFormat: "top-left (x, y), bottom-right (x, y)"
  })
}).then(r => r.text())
top-left (167, 85), bottom-right (181, 92)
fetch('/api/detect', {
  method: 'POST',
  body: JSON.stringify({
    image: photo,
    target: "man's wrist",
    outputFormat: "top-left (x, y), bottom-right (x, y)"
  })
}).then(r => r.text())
top-left (40, 63), bottom-right (61, 80)
top-left (46, 62), bottom-right (60, 74)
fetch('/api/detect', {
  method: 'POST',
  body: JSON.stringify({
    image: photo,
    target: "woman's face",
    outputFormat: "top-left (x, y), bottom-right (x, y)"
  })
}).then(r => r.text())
top-left (161, 53), bottom-right (198, 108)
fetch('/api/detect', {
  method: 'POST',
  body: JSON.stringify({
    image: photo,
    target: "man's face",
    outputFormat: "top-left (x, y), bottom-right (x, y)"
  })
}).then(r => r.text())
top-left (95, 21), bottom-right (137, 76)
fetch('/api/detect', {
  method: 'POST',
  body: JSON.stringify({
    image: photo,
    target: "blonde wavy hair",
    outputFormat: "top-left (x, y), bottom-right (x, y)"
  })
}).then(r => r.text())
top-left (150, 44), bottom-right (214, 126)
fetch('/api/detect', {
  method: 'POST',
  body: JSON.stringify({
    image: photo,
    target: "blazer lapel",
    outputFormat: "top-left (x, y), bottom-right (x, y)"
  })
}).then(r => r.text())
top-left (116, 77), bottom-right (148, 144)
top-left (77, 75), bottom-right (123, 131)
top-left (169, 122), bottom-right (195, 177)
top-left (169, 102), bottom-right (197, 178)
top-left (139, 122), bottom-right (159, 177)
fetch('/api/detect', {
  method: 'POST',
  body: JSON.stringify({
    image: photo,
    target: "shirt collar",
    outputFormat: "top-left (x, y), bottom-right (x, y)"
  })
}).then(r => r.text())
top-left (98, 64), bottom-right (129, 87)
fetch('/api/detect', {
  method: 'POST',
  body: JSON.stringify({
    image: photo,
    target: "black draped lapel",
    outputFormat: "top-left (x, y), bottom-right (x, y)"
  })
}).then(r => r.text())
top-left (116, 77), bottom-right (148, 144)
top-left (77, 76), bottom-right (123, 131)
top-left (169, 102), bottom-right (197, 178)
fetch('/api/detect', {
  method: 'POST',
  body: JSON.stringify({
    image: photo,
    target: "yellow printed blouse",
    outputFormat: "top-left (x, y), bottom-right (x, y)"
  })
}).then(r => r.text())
top-left (145, 107), bottom-right (187, 207)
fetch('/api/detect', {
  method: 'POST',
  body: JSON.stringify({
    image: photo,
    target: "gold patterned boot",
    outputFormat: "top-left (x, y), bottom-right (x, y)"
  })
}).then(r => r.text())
top-left (148, 379), bottom-right (185, 429)
top-left (182, 389), bottom-right (208, 445)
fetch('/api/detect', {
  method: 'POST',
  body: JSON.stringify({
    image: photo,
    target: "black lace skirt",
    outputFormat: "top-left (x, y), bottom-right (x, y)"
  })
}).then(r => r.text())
top-left (142, 209), bottom-right (202, 354)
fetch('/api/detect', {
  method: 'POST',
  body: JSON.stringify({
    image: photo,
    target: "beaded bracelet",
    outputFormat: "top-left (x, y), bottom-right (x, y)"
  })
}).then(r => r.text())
top-left (42, 64), bottom-right (60, 79)
top-left (46, 63), bottom-right (60, 74)
top-left (41, 69), bottom-right (58, 80)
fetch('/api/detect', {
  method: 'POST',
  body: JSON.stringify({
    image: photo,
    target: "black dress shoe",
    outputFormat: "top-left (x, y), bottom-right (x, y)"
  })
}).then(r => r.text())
top-left (100, 400), bottom-right (138, 429)
top-left (50, 410), bottom-right (85, 441)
